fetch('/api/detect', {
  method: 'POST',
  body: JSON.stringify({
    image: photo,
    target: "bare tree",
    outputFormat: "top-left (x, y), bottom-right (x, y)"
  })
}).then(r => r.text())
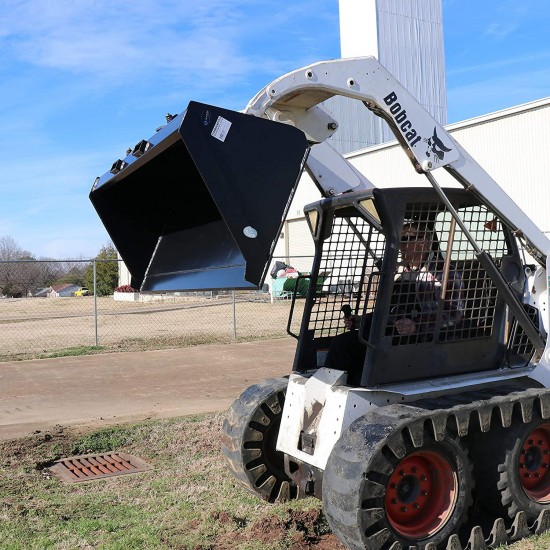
top-left (0, 236), bottom-right (31, 296)
top-left (57, 260), bottom-right (89, 285)
top-left (0, 236), bottom-right (91, 297)
top-left (0, 236), bottom-right (27, 260)
top-left (10, 258), bottom-right (64, 297)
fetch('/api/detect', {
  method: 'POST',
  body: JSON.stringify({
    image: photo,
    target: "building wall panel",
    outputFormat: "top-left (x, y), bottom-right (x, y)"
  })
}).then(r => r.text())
top-left (346, 100), bottom-right (550, 231)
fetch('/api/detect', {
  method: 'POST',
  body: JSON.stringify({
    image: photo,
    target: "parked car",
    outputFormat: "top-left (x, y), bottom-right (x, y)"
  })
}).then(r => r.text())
top-left (74, 288), bottom-right (91, 296)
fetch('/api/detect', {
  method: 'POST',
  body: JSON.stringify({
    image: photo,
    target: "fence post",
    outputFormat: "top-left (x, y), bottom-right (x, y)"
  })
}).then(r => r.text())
top-left (93, 259), bottom-right (98, 346)
top-left (232, 289), bottom-right (237, 340)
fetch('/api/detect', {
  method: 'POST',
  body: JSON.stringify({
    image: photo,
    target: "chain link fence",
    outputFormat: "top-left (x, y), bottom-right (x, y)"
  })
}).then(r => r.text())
top-left (0, 256), bottom-right (314, 361)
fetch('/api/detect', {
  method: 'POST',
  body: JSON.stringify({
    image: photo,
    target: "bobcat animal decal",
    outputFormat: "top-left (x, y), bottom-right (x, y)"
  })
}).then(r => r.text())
top-left (424, 127), bottom-right (452, 162)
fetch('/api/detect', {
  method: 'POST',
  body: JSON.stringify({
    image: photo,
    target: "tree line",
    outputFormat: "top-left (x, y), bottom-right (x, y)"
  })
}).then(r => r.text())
top-left (0, 236), bottom-right (119, 297)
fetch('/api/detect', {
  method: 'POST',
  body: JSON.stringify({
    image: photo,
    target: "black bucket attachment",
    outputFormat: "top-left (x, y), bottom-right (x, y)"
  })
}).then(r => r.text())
top-left (90, 101), bottom-right (309, 291)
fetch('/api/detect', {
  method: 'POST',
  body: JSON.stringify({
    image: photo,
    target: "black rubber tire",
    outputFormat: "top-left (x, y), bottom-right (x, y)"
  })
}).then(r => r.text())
top-left (323, 415), bottom-right (474, 549)
top-left (220, 377), bottom-right (298, 503)
top-left (472, 417), bottom-right (550, 522)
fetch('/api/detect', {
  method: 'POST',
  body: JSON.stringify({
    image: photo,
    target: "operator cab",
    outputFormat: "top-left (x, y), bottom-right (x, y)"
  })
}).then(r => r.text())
top-left (289, 187), bottom-right (541, 387)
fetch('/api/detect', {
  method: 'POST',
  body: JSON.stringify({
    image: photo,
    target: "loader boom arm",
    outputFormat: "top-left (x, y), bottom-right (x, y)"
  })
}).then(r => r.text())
top-left (246, 57), bottom-right (550, 263)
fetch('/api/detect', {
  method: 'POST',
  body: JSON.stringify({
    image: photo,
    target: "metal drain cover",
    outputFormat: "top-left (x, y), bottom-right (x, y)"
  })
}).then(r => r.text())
top-left (49, 452), bottom-right (150, 483)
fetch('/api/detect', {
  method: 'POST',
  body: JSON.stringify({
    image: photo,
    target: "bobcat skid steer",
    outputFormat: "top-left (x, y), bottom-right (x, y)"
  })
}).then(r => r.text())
top-left (90, 57), bottom-right (550, 549)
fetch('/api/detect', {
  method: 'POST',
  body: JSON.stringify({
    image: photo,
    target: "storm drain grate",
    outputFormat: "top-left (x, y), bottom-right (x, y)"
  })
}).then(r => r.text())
top-left (49, 452), bottom-right (150, 483)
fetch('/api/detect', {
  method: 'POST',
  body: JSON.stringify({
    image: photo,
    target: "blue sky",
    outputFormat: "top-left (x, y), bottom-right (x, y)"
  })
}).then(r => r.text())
top-left (1, 0), bottom-right (549, 259)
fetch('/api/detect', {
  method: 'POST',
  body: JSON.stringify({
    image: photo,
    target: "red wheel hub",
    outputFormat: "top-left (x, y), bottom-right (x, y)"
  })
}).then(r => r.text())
top-left (519, 424), bottom-right (550, 502)
top-left (384, 450), bottom-right (457, 539)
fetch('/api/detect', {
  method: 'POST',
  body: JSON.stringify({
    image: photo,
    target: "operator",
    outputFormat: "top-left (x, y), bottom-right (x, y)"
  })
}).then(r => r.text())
top-left (324, 222), bottom-right (465, 379)
top-left (391, 223), bottom-right (464, 336)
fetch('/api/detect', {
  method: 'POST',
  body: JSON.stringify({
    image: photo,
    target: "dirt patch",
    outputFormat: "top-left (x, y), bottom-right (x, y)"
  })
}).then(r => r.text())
top-left (214, 507), bottom-right (346, 549)
top-left (0, 338), bottom-right (294, 441)
top-left (1, 424), bottom-right (70, 467)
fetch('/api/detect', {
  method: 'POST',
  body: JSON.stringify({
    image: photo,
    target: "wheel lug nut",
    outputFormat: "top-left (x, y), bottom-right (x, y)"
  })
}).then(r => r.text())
top-left (535, 473), bottom-right (541, 478)
top-left (392, 498), bottom-right (398, 504)
top-left (545, 450), bottom-right (550, 455)
top-left (539, 440), bottom-right (544, 445)
top-left (422, 491), bottom-right (428, 496)
top-left (411, 467), bottom-right (417, 473)
top-left (521, 449), bottom-right (526, 454)
top-left (421, 475), bottom-right (427, 481)
top-left (520, 463), bottom-right (525, 468)
top-left (529, 440), bottom-right (534, 445)
top-left (399, 470), bottom-right (405, 476)
top-left (526, 474), bottom-right (531, 478)
top-left (401, 506), bottom-right (408, 512)
top-left (414, 503), bottom-right (420, 509)
top-left (391, 483), bottom-right (397, 489)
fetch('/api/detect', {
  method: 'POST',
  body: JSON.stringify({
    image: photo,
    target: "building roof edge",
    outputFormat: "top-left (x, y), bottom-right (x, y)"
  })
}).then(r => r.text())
top-left (344, 96), bottom-right (550, 159)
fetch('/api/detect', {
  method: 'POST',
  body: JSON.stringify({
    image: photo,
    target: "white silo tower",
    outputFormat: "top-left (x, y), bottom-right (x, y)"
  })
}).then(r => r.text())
top-left (325, 0), bottom-right (447, 154)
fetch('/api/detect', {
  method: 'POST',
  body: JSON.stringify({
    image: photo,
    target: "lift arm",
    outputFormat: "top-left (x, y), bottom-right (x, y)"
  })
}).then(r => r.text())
top-left (245, 57), bottom-right (550, 263)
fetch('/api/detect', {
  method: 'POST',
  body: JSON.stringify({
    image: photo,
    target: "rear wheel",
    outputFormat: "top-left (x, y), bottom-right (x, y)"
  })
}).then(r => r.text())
top-left (474, 419), bottom-right (550, 521)
top-left (221, 377), bottom-right (298, 503)
top-left (323, 415), bottom-right (473, 549)
top-left (519, 423), bottom-right (550, 502)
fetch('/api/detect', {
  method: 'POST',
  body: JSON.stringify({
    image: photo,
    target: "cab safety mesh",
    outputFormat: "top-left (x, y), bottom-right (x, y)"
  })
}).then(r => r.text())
top-left (307, 202), bottom-right (536, 360)
top-left (308, 215), bottom-right (385, 339)
top-left (390, 202), bottom-right (508, 346)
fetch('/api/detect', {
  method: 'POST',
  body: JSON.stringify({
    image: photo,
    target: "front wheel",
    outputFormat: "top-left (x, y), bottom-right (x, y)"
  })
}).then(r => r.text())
top-left (323, 416), bottom-right (474, 549)
top-left (384, 447), bottom-right (460, 540)
top-left (221, 377), bottom-right (298, 503)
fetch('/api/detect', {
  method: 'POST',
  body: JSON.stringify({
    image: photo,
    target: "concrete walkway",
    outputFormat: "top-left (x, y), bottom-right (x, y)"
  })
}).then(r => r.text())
top-left (0, 338), bottom-right (296, 440)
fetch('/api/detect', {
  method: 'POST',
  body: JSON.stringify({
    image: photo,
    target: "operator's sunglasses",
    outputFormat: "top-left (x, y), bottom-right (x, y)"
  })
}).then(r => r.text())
top-left (400, 232), bottom-right (427, 243)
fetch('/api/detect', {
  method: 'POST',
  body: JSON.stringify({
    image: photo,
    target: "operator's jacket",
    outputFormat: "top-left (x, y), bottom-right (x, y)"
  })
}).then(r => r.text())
top-left (325, 260), bottom-right (465, 381)
top-left (389, 260), bottom-right (465, 336)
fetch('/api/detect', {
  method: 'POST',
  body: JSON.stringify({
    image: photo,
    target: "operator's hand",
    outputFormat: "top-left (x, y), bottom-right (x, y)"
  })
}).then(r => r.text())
top-left (395, 318), bottom-right (417, 335)
top-left (344, 314), bottom-right (360, 330)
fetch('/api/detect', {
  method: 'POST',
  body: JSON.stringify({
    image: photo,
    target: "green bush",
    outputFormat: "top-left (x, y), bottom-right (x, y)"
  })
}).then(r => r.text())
top-left (82, 243), bottom-right (119, 296)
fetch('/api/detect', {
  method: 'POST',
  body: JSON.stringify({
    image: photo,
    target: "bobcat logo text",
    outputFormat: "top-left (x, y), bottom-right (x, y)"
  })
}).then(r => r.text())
top-left (383, 91), bottom-right (422, 147)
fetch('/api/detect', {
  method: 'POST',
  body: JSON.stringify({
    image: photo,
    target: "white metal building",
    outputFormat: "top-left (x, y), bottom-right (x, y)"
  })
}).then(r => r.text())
top-left (273, 96), bottom-right (550, 271)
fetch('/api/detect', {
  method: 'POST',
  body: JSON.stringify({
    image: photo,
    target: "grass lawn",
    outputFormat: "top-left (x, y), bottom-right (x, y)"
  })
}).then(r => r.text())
top-left (1, 413), bottom-right (549, 549)
top-left (0, 413), bottom-right (339, 549)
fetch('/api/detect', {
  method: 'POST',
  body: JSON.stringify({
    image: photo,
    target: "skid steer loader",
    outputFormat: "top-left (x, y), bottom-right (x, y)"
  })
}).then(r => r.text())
top-left (90, 57), bottom-right (550, 549)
